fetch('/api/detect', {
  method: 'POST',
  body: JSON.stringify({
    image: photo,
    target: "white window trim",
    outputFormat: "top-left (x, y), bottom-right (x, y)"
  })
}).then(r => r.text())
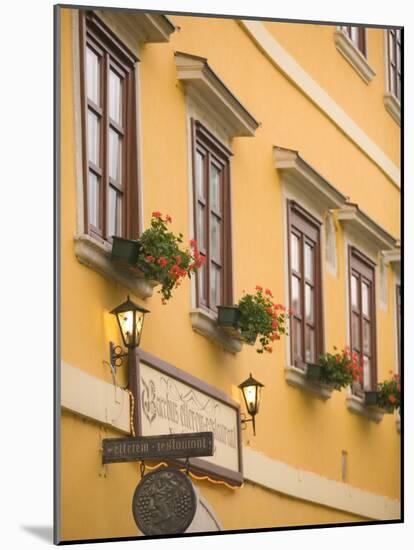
top-left (334, 27), bottom-right (376, 84)
top-left (383, 30), bottom-right (401, 125)
top-left (276, 147), bottom-right (347, 397)
top-left (178, 51), bottom-right (259, 353)
top-left (71, 11), bottom-right (174, 300)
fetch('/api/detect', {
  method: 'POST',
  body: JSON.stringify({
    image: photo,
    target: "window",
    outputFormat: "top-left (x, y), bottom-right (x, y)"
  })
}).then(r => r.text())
top-left (341, 26), bottom-right (366, 56)
top-left (288, 201), bottom-right (323, 368)
top-left (387, 29), bottom-right (401, 101)
top-left (192, 120), bottom-right (233, 313)
top-left (349, 248), bottom-right (377, 391)
top-left (80, 12), bottom-right (140, 242)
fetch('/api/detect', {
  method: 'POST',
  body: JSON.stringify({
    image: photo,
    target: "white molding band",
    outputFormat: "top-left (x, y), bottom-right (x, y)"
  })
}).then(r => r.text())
top-left (239, 20), bottom-right (400, 187)
top-left (243, 447), bottom-right (400, 521)
top-left (61, 362), bottom-right (131, 433)
top-left (61, 361), bottom-right (400, 520)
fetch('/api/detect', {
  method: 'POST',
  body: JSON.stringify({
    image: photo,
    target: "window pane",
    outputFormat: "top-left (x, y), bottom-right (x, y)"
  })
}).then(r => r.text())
top-left (304, 243), bottom-right (313, 282)
top-left (351, 275), bottom-right (359, 310)
top-left (291, 276), bottom-right (301, 315)
top-left (362, 282), bottom-right (370, 317)
top-left (305, 326), bottom-right (315, 363)
top-left (293, 318), bottom-right (302, 358)
top-left (210, 215), bottom-right (221, 262)
top-left (88, 171), bottom-right (100, 228)
top-left (352, 313), bottom-right (360, 351)
top-left (109, 70), bottom-right (122, 125)
top-left (109, 129), bottom-right (122, 182)
top-left (210, 264), bottom-right (221, 308)
top-left (305, 284), bottom-right (314, 323)
top-left (363, 355), bottom-right (371, 390)
top-left (87, 110), bottom-right (100, 166)
top-left (363, 320), bottom-right (371, 354)
top-left (291, 233), bottom-right (300, 272)
top-left (86, 47), bottom-right (100, 105)
top-left (350, 26), bottom-right (358, 43)
top-left (196, 152), bottom-right (205, 199)
top-left (198, 262), bottom-right (206, 303)
top-left (210, 164), bottom-right (220, 212)
top-left (197, 203), bottom-right (206, 250)
top-left (108, 187), bottom-right (122, 238)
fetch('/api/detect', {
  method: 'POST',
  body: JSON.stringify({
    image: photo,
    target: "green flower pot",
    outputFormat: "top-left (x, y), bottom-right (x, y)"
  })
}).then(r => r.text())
top-left (111, 237), bottom-right (141, 265)
top-left (364, 391), bottom-right (379, 407)
top-left (306, 363), bottom-right (322, 381)
top-left (217, 306), bottom-right (257, 345)
top-left (217, 305), bottom-right (241, 327)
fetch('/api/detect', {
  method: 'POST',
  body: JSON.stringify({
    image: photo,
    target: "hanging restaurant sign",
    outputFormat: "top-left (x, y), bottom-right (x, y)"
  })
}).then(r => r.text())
top-left (102, 432), bottom-right (214, 464)
top-left (132, 467), bottom-right (197, 535)
top-left (130, 349), bottom-right (244, 486)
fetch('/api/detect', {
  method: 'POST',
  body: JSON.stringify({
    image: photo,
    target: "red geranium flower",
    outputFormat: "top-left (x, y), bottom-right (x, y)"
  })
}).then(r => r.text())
top-left (152, 211), bottom-right (162, 218)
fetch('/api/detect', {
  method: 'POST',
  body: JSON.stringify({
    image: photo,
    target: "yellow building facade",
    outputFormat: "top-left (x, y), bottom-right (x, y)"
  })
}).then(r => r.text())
top-left (57, 6), bottom-right (401, 543)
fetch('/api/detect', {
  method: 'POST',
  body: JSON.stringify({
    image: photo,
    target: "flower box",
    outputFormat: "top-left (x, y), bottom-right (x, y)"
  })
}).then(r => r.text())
top-left (306, 363), bottom-right (322, 382)
top-left (364, 391), bottom-right (379, 407)
top-left (111, 236), bottom-right (141, 264)
top-left (217, 306), bottom-right (257, 345)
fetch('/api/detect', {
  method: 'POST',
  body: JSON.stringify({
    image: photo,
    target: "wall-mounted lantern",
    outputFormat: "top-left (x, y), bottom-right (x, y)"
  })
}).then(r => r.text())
top-left (238, 373), bottom-right (264, 436)
top-left (110, 296), bottom-right (149, 368)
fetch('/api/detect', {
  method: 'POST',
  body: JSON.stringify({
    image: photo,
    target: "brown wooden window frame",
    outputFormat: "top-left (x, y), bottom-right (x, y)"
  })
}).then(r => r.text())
top-left (348, 247), bottom-right (377, 393)
top-left (79, 11), bottom-right (140, 243)
top-left (287, 201), bottom-right (324, 369)
top-left (341, 25), bottom-right (367, 57)
top-left (191, 120), bottom-right (233, 314)
top-left (387, 28), bottom-right (402, 101)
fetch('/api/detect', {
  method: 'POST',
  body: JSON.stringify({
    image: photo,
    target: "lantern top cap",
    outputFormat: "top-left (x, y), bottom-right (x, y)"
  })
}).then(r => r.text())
top-left (238, 373), bottom-right (264, 389)
top-left (110, 296), bottom-right (150, 315)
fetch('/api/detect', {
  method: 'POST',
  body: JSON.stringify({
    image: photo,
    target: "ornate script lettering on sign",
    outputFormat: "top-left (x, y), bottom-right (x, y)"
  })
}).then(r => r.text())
top-left (139, 362), bottom-right (240, 473)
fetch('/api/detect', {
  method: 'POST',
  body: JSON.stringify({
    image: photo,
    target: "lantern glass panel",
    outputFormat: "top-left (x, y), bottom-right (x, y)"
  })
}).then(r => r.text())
top-left (117, 310), bottom-right (135, 346)
top-left (243, 385), bottom-right (258, 416)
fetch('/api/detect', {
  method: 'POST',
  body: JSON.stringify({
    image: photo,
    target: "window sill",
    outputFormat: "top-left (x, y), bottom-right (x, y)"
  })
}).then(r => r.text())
top-left (346, 394), bottom-right (384, 423)
top-left (383, 93), bottom-right (401, 125)
top-left (190, 308), bottom-right (243, 354)
top-left (334, 29), bottom-right (375, 83)
top-left (73, 234), bottom-right (158, 300)
top-left (284, 365), bottom-right (334, 400)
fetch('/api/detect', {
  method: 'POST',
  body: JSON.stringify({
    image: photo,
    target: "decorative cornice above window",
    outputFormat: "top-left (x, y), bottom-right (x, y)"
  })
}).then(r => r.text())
top-left (274, 146), bottom-right (348, 211)
top-left (383, 93), bottom-right (401, 125)
top-left (94, 10), bottom-right (176, 54)
top-left (334, 28), bottom-right (376, 83)
top-left (381, 246), bottom-right (401, 266)
top-left (336, 204), bottom-right (397, 253)
top-left (175, 51), bottom-right (260, 138)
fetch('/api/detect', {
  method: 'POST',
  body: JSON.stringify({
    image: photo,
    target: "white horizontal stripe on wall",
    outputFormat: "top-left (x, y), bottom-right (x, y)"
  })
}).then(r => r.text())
top-left (60, 361), bottom-right (400, 520)
top-left (239, 20), bottom-right (400, 187)
top-left (61, 362), bottom-right (131, 433)
top-left (243, 447), bottom-right (400, 521)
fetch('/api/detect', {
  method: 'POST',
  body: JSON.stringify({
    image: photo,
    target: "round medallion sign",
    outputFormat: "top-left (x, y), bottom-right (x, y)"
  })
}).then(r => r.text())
top-left (132, 467), bottom-right (197, 535)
